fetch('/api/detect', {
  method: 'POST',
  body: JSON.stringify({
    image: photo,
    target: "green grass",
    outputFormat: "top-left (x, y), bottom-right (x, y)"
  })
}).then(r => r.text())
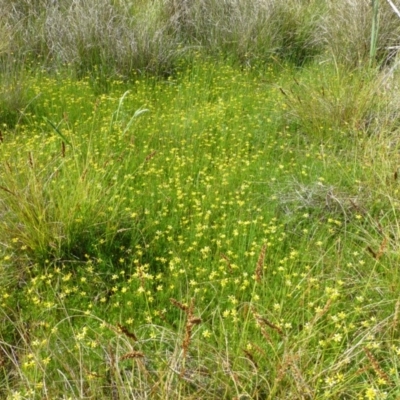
top-left (2, 52), bottom-right (400, 399)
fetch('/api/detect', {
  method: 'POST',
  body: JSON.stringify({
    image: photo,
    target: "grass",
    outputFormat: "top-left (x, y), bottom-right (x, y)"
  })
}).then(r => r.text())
top-left (2, 1), bottom-right (400, 399)
top-left (2, 0), bottom-right (400, 76)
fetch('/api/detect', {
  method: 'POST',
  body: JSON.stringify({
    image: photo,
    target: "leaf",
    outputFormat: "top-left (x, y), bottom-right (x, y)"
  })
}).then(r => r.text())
top-left (43, 116), bottom-right (72, 147)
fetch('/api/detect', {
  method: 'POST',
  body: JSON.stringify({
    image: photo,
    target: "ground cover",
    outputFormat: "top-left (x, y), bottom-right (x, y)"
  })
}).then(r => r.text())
top-left (2, 2), bottom-right (400, 397)
top-left (1, 55), bottom-right (400, 399)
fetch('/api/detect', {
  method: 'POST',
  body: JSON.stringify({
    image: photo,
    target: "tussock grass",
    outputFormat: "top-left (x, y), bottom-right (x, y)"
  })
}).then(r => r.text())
top-left (166, 0), bottom-right (323, 65)
top-left (0, 80), bottom-right (146, 264)
top-left (279, 64), bottom-right (380, 138)
top-left (0, 72), bottom-right (30, 128)
top-left (320, 0), bottom-right (400, 67)
top-left (2, 0), bottom-right (400, 78)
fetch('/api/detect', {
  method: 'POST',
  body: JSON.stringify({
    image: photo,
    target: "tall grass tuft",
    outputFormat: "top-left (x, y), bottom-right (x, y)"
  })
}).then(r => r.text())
top-left (279, 63), bottom-right (396, 139)
top-left (319, 0), bottom-right (400, 67)
top-left (165, 0), bottom-right (324, 65)
top-left (3, 0), bottom-right (400, 74)
top-left (0, 89), bottom-right (146, 265)
top-left (1, 0), bottom-right (179, 77)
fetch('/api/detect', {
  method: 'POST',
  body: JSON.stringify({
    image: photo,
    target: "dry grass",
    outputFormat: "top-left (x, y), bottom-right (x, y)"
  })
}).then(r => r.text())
top-left (319, 0), bottom-right (400, 66)
top-left (2, 0), bottom-right (400, 75)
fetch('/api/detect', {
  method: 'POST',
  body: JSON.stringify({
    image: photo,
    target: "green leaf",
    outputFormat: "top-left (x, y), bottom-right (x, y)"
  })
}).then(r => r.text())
top-left (43, 116), bottom-right (72, 147)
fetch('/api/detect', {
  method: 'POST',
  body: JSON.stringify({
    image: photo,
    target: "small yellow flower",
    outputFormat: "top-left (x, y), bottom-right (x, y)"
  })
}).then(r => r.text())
top-left (202, 330), bottom-right (211, 338)
top-left (42, 356), bottom-right (51, 365)
top-left (365, 387), bottom-right (377, 400)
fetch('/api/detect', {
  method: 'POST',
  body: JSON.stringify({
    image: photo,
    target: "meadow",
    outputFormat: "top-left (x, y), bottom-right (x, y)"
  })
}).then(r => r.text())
top-left (1, 0), bottom-right (400, 399)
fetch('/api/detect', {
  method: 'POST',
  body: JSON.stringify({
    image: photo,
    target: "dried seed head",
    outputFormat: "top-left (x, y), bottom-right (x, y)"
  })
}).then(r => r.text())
top-left (189, 317), bottom-right (202, 325)
top-left (364, 347), bottom-right (391, 385)
top-left (117, 324), bottom-right (138, 341)
top-left (120, 351), bottom-right (144, 360)
top-left (255, 243), bottom-right (267, 283)
top-left (170, 298), bottom-right (188, 311)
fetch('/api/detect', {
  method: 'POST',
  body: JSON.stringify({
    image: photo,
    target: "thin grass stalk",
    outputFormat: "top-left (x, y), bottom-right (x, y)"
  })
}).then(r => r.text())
top-left (370, 0), bottom-right (380, 68)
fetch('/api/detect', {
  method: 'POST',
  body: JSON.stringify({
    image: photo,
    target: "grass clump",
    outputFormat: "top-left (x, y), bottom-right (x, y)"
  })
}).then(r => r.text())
top-left (320, 0), bottom-right (400, 67)
top-left (279, 64), bottom-right (383, 138)
top-left (3, 0), bottom-right (400, 76)
top-left (0, 76), bottom-right (148, 265)
top-left (166, 0), bottom-right (323, 66)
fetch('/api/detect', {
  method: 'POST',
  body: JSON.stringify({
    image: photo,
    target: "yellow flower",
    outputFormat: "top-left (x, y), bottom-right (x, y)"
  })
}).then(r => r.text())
top-left (365, 387), bottom-right (377, 400)
top-left (202, 330), bottom-right (211, 338)
top-left (42, 356), bottom-right (51, 365)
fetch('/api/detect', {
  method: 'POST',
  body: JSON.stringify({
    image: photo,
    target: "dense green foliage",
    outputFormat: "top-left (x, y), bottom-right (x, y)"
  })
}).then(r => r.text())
top-left (2, 1), bottom-right (400, 399)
